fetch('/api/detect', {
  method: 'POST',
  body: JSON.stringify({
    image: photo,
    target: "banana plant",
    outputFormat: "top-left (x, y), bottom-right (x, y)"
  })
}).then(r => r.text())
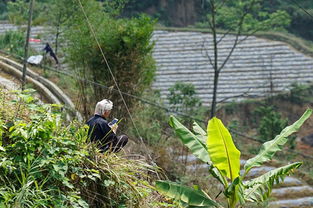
top-left (156, 109), bottom-right (312, 208)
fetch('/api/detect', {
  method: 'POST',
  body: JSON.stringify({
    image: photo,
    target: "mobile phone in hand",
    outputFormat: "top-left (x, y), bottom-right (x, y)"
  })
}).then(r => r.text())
top-left (109, 118), bottom-right (118, 126)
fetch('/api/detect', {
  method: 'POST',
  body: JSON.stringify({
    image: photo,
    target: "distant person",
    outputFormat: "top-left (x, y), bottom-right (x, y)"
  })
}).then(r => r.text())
top-left (86, 99), bottom-right (128, 153)
top-left (43, 43), bottom-right (59, 64)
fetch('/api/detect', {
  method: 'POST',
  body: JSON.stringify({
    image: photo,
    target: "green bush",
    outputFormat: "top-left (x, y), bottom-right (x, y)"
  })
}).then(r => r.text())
top-left (254, 106), bottom-right (296, 149)
top-left (288, 83), bottom-right (312, 104)
top-left (254, 106), bottom-right (288, 143)
top-left (0, 89), bottom-right (159, 207)
top-left (168, 82), bottom-right (204, 127)
top-left (0, 30), bottom-right (26, 57)
top-left (65, 0), bottom-right (156, 119)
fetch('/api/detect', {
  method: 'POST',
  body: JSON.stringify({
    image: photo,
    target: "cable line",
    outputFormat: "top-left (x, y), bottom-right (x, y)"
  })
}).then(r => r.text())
top-left (73, 0), bottom-right (159, 167)
top-left (288, 0), bottom-right (313, 20)
top-left (1, 49), bottom-right (312, 160)
top-left (74, 0), bottom-right (142, 140)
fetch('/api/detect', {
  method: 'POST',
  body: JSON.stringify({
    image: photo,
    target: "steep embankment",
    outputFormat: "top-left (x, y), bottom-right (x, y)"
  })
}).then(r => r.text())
top-left (0, 54), bottom-right (82, 121)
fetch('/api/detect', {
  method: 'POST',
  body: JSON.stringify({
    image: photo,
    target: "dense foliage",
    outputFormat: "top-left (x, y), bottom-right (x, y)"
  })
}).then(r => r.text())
top-left (0, 89), bottom-right (159, 207)
top-left (122, 0), bottom-right (313, 41)
top-left (168, 82), bottom-right (205, 128)
top-left (0, 30), bottom-right (26, 57)
top-left (2, 0), bottom-right (313, 41)
top-left (62, 0), bottom-right (156, 119)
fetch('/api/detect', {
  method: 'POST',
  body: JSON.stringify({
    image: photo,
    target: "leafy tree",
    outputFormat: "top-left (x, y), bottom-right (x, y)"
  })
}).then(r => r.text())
top-left (45, 0), bottom-right (76, 56)
top-left (216, 1), bottom-right (291, 32)
top-left (65, 0), bottom-right (156, 119)
top-left (6, 0), bottom-right (49, 25)
top-left (156, 109), bottom-right (312, 207)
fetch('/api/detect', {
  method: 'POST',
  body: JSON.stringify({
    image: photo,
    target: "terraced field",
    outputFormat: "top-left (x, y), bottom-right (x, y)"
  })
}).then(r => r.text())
top-left (1, 23), bottom-right (313, 106)
top-left (151, 30), bottom-right (313, 105)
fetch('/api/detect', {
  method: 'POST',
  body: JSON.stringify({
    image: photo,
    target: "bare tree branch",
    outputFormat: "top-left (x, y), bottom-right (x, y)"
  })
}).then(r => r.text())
top-left (217, 0), bottom-right (229, 10)
top-left (217, 29), bottom-right (232, 44)
top-left (217, 25), bottom-right (242, 72)
top-left (201, 38), bottom-right (214, 67)
top-left (218, 0), bottom-right (256, 72)
top-left (207, 16), bottom-right (214, 31)
top-left (207, 0), bottom-right (214, 31)
top-left (217, 87), bottom-right (254, 104)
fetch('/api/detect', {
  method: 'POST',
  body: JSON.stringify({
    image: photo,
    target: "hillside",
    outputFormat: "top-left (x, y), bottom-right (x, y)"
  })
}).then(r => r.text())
top-left (0, 87), bottom-right (165, 207)
top-left (151, 30), bottom-right (313, 106)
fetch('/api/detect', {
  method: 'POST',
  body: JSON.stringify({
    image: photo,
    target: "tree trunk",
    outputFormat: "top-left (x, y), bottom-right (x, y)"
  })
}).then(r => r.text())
top-left (55, 12), bottom-right (62, 56)
top-left (209, 0), bottom-right (219, 119)
top-left (210, 71), bottom-right (219, 118)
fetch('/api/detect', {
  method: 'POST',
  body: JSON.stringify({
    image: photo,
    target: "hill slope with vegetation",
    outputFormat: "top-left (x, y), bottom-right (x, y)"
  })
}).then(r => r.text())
top-left (0, 88), bottom-right (166, 207)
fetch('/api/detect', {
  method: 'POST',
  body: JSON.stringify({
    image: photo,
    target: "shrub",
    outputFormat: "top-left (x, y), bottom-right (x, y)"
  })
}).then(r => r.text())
top-left (168, 82), bottom-right (204, 127)
top-left (254, 106), bottom-right (288, 143)
top-left (0, 89), bottom-right (160, 207)
top-left (65, 0), bottom-right (156, 119)
top-left (288, 83), bottom-right (312, 104)
top-left (0, 30), bottom-right (26, 57)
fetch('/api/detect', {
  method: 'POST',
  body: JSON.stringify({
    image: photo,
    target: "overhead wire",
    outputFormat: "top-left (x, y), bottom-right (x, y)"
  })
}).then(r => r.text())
top-left (287, 0), bottom-right (313, 21)
top-left (1, 47), bottom-right (312, 160)
top-left (2, 0), bottom-right (313, 161)
top-left (73, 0), bottom-right (159, 167)
top-left (32, 65), bottom-right (313, 160)
top-left (74, 0), bottom-right (142, 141)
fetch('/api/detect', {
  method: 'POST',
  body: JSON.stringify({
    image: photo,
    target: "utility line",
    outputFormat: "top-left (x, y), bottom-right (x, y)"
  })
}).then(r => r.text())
top-left (1, 49), bottom-right (312, 160)
top-left (287, 0), bottom-right (313, 21)
top-left (73, 0), bottom-right (160, 167)
top-left (30, 65), bottom-right (313, 160)
top-left (74, 0), bottom-right (142, 141)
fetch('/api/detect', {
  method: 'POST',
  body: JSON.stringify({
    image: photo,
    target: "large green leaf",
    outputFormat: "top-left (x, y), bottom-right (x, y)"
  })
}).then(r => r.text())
top-left (244, 109), bottom-right (312, 174)
top-left (169, 116), bottom-right (211, 163)
top-left (207, 117), bottom-right (241, 181)
top-left (192, 122), bottom-right (207, 145)
top-left (244, 162), bottom-right (302, 202)
top-left (156, 180), bottom-right (221, 207)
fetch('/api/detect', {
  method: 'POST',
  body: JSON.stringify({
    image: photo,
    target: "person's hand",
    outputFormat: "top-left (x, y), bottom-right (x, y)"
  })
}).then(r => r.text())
top-left (111, 124), bottom-right (118, 134)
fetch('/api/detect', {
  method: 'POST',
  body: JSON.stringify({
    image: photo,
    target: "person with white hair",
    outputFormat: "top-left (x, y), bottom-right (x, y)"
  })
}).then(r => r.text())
top-left (86, 99), bottom-right (128, 152)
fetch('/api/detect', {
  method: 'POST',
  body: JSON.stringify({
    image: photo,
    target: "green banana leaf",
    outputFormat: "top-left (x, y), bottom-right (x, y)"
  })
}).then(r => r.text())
top-left (169, 116), bottom-right (211, 163)
top-left (207, 117), bottom-right (241, 181)
top-left (244, 162), bottom-right (302, 202)
top-left (156, 180), bottom-right (221, 207)
top-left (244, 109), bottom-right (312, 174)
top-left (224, 177), bottom-right (245, 206)
top-left (192, 122), bottom-right (207, 145)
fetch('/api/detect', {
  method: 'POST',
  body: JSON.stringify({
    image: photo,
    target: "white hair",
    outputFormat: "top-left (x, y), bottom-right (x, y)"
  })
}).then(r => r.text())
top-left (94, 99), bottom-right (113, 115)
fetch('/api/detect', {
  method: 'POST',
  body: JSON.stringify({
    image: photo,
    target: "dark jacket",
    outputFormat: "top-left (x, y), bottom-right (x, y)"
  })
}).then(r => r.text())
top-left (86, 115), bottom-right (117, 150)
